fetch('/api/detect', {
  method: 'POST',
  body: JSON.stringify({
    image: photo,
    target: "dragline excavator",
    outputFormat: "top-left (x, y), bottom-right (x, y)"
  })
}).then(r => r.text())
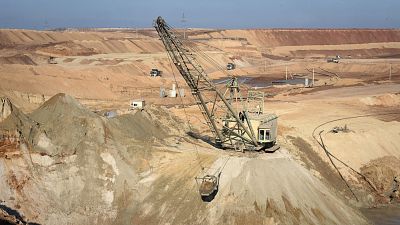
top-left (154, 16), bottom-right (278, 152)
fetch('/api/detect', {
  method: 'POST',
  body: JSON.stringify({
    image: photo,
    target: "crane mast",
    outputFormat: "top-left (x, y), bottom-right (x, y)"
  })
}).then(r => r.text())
top-left (154, 16), bottom-right (259, 149)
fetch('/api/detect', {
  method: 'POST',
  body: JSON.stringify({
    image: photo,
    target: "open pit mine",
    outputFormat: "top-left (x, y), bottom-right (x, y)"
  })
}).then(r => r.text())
top-left (0, 18), bottom-right (400, 225)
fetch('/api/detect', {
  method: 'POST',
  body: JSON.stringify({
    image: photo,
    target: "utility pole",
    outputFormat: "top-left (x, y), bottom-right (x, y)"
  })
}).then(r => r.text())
top-left (264, 60), bottom-right (267, 72)
top-left (181, 13), bottom-right (187, 39)
top-left (285, 66), bottom-right (288, 80)
top-left (312, 67), bottom-right (315, 87)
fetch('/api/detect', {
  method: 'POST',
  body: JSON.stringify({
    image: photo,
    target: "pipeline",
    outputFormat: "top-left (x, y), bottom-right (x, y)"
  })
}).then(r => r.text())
top-left (312, 112), bottom-right (400, 200)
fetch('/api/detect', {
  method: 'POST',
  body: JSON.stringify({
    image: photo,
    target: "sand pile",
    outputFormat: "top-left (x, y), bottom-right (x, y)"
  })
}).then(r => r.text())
top-left (361, 156), bottom-right (400, 199)
top-left (28, 93), bottom-right (104, 156)
top-left (0, 96), bottom-right (37, 143)
top-left (38, 41), bottom-right (98, 56)
top-left (0, 94), bottom-right (106, 156)
top-left (108, 105), bottom-right (188, 143)
top-left (0, 94), bottom-right (183, 224)
top-left (204, 153), bottom-right (369, 225)
top-left (360, 93), bottom-right (400, 106)
top-left (108, 111), bottom-right (166, 141)
top-left (1, 93), bottom-right (178, 156)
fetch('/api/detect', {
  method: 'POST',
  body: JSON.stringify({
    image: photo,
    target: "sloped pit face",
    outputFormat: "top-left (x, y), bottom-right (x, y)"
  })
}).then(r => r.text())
top-left (0, 93), bottom-right (377, 224)
top-left (0, 94), bottom-right (188, 224)
top-left (0, 134), bottom-right (20, 158)
top-left (0, 204), bottom-right (38, 225)
top-left (1, 98), bottom-right (13, 122)
top-left (0, 54), bottom-right (37, 66)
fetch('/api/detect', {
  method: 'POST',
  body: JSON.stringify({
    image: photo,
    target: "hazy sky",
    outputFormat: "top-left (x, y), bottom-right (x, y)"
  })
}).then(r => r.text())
top-left (1, 0), bottom-right (399, 29)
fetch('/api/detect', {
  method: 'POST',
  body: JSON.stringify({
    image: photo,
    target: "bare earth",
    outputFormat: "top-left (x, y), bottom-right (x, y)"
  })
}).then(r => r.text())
top-left (0, 28), bottom-right (400, 225)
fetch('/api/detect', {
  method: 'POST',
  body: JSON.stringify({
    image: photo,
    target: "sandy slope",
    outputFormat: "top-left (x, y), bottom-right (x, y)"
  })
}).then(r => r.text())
top-left (0, 95), bottom-right (370, 224)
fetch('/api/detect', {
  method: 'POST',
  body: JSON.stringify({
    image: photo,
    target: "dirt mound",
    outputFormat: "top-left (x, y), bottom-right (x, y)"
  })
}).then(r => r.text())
top-left (187, 154), bottom-right (369, 225)
top-left (28, 93), bottom-right (104, 156)
top-left (108, 111), bottom-right (167, 141)
top-left (31, 93), bottom-right (96, 120)
top-left (107, 105), bottom-right (187, 142)
top-left (0, 95), bottom-right (172, 224)
top-left (0, 97), bottom-right (36, 140)
top-left (361, 156), bottom-right (400, 197)
top-left (2, 94), bottom-right (177, 156)
top-left (0, 94), bottom-right (198, 225)
top-left (360, 93), bottom-right (400, 106)
top-left (0, 54), bottom-right (36, 65)
top-left (215, 29), bottom-right (400, 47)
top-left (38, 41), bottom-right (99, 56)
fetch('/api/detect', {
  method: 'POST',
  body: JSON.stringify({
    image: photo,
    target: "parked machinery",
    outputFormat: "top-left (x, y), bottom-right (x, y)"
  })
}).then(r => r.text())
top-left (150, 68), bottom-right (162, 77)
top-left (48, 56), bottom-right (57, 64)
top-left (327, 55), bottom-right (340, 63)
top-left (226, 62), bottom-right (236, 70)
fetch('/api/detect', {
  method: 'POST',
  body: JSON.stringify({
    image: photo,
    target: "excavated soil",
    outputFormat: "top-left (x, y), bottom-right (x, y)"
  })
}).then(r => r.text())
top-left (0, 94), bottom-right (373, 225)
top-left (360, 156), bottom-right (400, 200)
top-left (1, 27), bottom-right (400, 224)
top-left (0, 54), bottom-right (36, 65)
top-left (0, 94), bottom-right (190, 224)
top-left (37, 41), bottom-right (99, 56)
top-left (287, 136), bottom-right (349, 195)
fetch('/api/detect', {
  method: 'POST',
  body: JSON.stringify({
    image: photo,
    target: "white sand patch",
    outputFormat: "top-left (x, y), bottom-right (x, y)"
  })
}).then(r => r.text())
top-left (102, 190), bottom-right (114, 206)
top-left (100, 152), bottom-right (119, 176)
top-left (31, 154), bottom-right (54, 167)
top-left (36, 133), bottom-right (57, 150)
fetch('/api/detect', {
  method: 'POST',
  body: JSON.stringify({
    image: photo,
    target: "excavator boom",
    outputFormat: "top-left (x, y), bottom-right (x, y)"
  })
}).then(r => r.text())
top-left (154, 16), bottom-right (259, 149)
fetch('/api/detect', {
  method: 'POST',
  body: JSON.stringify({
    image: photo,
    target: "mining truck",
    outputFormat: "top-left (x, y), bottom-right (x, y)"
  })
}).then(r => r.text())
top-left (150, 68), bottom-right (162, 77)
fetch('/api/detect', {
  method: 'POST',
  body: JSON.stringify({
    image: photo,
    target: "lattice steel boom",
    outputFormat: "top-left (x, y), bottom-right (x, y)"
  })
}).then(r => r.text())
top-left (154, 16), bottom-right (260, 149)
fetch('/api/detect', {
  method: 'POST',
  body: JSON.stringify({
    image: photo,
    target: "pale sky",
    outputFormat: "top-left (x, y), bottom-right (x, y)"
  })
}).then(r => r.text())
top-left (0, 0), bottom-right (399, 29)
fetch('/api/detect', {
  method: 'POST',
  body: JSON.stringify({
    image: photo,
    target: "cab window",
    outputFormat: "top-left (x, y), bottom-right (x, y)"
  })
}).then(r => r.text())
top-left (259, 129), bottom-right (265, 141)
top-left (258, 129), bottom-right (270, 141)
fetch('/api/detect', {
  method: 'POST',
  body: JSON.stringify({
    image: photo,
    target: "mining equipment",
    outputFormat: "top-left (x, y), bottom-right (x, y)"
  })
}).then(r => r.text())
top-left (327, 55), bottom-right (340, 63)
top-left (48, 56), bottom-right (57, 64)
top-left (150, 68), bottom-right (162, 77)
top-left (226, 62), bottom-right (236, 70)
top-left (154, 16), bottom-right (278, 152)
top-left (195, 174), bottom-right (220, 202)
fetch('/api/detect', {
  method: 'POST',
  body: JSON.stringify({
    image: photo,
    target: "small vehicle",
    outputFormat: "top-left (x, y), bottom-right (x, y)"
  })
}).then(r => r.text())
top-left (327, 58), bottom-right (339, 63)
top-left (327, 55), bottom-right (340, 63)
top-left (48, 56), bottom-right (57, 64)
top-left (226, 63), bottom-right (236, 70)
top-left (150, 68), bottom-right (162, 77)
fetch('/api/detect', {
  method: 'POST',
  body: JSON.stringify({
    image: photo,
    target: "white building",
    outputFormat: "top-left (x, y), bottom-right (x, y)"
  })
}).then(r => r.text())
top-left (130, 99), bottom-right (145, 109)
top-left (170, 84), bottom-right (177, 98)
